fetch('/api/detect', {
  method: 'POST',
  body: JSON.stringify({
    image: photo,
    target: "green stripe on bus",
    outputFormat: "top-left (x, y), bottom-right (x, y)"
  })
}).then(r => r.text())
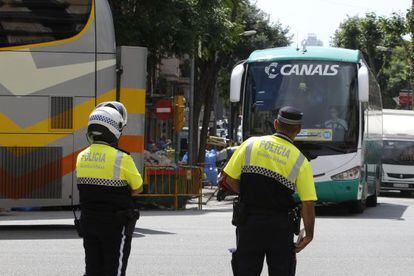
top-left (293, 179), bottom-right (360, 203)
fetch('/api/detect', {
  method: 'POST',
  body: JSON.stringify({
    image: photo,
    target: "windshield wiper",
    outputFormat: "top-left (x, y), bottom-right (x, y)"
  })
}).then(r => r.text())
top-left (297, 142), bottom-right (351, 154)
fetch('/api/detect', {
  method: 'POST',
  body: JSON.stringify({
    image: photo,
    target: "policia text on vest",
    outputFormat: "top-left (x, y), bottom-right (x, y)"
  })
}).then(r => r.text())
top-left (222, 106), bottom-right (317, 276)
top-left (76, 102), bottom-right (143, 276)
top-left (77, 144), bottom-right (143, 276)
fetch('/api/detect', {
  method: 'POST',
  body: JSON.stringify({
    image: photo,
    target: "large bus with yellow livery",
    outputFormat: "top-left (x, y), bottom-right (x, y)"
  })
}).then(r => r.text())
top-left (229, 46), bottom-right (383, 213)
top-left (0, 0), bottom-right (147, 208)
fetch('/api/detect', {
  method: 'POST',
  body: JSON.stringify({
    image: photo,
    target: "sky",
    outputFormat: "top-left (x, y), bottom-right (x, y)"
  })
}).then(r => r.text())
top-left (254, 0), bottom-right (411, 46)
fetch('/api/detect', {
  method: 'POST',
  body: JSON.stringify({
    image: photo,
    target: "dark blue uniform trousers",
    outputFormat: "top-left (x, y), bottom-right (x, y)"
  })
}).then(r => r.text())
top-left (81, 217), bottom-right (133, 276)
top-left (232, 214), bottom-right (296, 276)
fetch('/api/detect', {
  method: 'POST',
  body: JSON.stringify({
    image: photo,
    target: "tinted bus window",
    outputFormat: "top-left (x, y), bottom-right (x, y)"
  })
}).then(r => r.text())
top-left (0, 0), bottom-right (92, 48)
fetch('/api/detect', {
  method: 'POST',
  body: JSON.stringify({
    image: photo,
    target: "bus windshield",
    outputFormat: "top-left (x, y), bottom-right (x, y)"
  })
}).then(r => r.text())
top-left (383, 140), bottom-right (414, 165)
top-left (244, 61), bottom-right (359, 156)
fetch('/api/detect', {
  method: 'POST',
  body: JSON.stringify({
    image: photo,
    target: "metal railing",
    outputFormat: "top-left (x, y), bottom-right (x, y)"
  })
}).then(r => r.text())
top-left (137, 165), bottom-right (203, 210)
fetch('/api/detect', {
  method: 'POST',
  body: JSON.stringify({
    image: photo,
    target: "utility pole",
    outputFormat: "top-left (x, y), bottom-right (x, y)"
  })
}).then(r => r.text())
top-left (412, 0), bottom-right (414, 109)
top-left (188, 56), bottom-right (195, 165)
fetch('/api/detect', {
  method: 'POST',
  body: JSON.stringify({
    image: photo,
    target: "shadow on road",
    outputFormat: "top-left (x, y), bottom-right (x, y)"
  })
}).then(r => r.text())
top-left (0, 225), bottom-right (175, 240)
top-left (380, 190), bottom-right (414, 199)
top-left (133, 227), bottom-right (175, 238)
top-left (316, 201), bottom-right (409, 220)
top-left (0, 224), bottom-right (80, 240)
top-left (137, 208), bottom-right (233, 216)
top-left (0, 211), bottom-right (74, 221)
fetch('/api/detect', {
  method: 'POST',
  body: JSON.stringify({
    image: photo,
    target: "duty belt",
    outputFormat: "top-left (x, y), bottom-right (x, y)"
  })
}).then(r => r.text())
top-left (81, 208), bottom-right (140, 236)
top-left (82, 209), bottom-right (138, 224)
top-left (246, 205), bottom-right (289, 215)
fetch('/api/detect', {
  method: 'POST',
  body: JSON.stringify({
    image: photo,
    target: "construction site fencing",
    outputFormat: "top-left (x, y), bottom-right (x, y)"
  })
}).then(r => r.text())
top-left (137, 165), bottom-right (203, 210)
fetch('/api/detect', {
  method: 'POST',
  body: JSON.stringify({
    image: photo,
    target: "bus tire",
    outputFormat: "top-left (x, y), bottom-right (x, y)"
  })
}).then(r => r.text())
top-left (366, 192), bottom-right (377, 207)
top-left (349, 200), bottom-right (365, 214)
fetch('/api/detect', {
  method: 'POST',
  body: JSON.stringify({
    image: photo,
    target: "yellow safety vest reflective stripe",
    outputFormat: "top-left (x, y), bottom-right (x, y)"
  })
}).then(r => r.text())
top-left (224, 135), bottom-right (317, 201)
top-left (76, 144), bottom-right (142, 190)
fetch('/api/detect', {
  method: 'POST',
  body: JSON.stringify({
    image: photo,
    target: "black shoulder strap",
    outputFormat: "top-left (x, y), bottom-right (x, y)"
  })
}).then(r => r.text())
top-left (274, 132), bottom-right (294, 144)
top-left (114, 146), bottom-right (131, 155)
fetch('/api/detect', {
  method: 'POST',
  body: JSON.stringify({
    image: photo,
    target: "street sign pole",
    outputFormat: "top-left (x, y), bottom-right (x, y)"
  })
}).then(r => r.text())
top-left (174, 95), bottom-right (179, 164)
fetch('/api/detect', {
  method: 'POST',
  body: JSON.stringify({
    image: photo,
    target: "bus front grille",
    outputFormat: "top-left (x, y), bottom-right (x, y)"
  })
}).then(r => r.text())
top-left (0, 147), bottom-right (63, 199)
top-left (387, 173), bottom-right (414, 179)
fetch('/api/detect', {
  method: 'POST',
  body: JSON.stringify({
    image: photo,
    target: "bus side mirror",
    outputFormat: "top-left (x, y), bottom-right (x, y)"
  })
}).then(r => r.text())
top-left (358, 66), bottom-right (369, 102)
top-left (230, 63), bottom-right (244, 102)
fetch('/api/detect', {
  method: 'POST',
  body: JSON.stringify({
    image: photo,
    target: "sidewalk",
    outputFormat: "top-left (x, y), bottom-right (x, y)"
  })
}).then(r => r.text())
top-left (186, 187), bottom-right (235, 211)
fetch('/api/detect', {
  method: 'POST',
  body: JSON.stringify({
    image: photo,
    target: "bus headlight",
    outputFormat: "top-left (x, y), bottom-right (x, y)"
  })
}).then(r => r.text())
top-left (331, 166), bottom-right (360, 180)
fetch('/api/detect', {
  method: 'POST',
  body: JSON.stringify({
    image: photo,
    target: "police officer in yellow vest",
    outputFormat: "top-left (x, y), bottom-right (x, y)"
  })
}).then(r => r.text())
top-left (223, 106), bottom-right (317, 276)
top-left (76, 102), bottom-right (143, 276)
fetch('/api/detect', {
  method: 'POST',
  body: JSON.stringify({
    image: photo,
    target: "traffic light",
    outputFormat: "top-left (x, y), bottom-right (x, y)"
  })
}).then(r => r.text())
top-left (174, 95), bottom-right (186, 133)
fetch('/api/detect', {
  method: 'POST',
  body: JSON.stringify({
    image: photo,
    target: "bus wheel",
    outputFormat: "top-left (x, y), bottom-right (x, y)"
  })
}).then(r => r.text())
top-left (349, 200), bottom-right (366, 214)
top-left (366, 192), bottom-right (377, 207)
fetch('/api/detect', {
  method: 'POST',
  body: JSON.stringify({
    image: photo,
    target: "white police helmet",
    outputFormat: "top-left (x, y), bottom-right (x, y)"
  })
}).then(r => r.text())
top-left (87, 106), bottom-right (125, 144)
top-left (95, 101), bottom-right (128, 128)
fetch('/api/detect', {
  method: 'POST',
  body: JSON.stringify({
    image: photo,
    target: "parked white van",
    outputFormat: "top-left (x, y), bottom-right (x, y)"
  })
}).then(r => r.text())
top-left (382, 109), bottom-right (414, 195)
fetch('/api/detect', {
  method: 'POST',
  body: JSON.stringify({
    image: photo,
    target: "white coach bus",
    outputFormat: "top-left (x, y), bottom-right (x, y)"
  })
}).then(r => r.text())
top-left (0, 0), bottom-right (147, 208)
top-left (230, 46), bottom-right (383, 213)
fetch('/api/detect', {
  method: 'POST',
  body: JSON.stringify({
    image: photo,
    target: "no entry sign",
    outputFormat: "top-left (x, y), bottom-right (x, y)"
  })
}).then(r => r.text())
top-left (155, 99), bottom-right (173, 120)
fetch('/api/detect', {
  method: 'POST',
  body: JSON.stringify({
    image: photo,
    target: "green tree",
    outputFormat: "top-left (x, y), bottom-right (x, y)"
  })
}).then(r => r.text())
top-left (108, 0), bottom-right (197, 93)
top-left (332, 16), bottom-right (362, 50)
top-left (192, 1), bottom-right (290, 163)
top-left (406, 7), bottom-right (414, 96)
top-left (332, 13), bottom-right (408, 108)
top-left (108, 0), bottom-right (290, 163)
top-left (217, 2), bottom-right (290, 102)
top-left (383, 45), bottom-right (411, 107)
top-left (215, 2), bottom-right (290, 147)
top-left (191, 0), bottom-right (240, 163)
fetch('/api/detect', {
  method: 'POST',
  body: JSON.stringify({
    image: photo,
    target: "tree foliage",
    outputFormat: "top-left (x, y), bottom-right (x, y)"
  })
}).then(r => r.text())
top-left (406, 8), bottom-right (414, 94)
top-left (217, 2), bottom-right (290, 104)
top-left (332, 13), bottom-right (408, 108)
top-left (108, 0), bottom-right (197, 94)
top-left (385, 46), bottom-right (410, 96)
top-left (192, 0), bottom-right (290, 163)
top-left (108, 0), bottom-right (290, 163)
top-left (109, 0), bottom-right (196, 59)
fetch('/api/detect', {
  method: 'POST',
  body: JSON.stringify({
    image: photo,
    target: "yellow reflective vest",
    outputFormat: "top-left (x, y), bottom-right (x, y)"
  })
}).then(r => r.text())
top-left (76, 143), bottom-right (143, 211)
top-left (224, 134), bottom-right (317, 202)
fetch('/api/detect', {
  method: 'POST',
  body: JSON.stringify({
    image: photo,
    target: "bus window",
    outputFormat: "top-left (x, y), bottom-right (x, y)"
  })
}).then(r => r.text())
top-left (0, 0), bottom-right (92, 48)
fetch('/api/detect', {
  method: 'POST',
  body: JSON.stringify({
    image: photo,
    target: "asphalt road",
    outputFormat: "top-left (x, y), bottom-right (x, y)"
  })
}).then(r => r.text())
top-left (0, 193), bottom-right (413, 276)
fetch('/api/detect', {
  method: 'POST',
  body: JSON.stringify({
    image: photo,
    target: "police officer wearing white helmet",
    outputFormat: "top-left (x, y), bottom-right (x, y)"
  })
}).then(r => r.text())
top-left (76, 101), bottom-right (143, 276)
